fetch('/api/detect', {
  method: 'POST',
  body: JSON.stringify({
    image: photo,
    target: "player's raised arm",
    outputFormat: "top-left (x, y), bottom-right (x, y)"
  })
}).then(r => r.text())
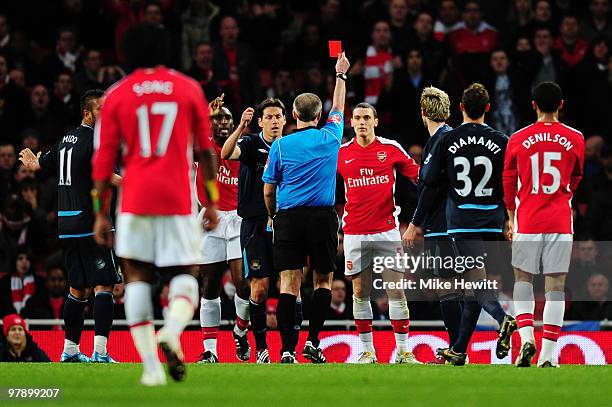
top-left (331, 52), bottom-right (350, 113)
top-left (221, 107), bottom-right (254, 160)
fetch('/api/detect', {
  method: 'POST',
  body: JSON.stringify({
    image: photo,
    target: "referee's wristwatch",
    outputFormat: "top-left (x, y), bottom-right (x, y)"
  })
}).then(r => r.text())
top-left (336, 72), bottom-right (347, 81)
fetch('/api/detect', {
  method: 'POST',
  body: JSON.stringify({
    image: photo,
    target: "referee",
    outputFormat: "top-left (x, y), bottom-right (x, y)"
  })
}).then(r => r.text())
top-left (263, 52), bottom-right (350, 364)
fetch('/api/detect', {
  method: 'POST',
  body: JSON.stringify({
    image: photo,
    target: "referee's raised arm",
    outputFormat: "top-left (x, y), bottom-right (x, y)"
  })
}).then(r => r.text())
top-left (331, 52), bottom-right (350, 114)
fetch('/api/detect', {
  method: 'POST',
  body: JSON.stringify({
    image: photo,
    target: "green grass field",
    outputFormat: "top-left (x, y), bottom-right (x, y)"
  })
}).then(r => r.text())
top-left (1, 364), bottom-right (611, 407)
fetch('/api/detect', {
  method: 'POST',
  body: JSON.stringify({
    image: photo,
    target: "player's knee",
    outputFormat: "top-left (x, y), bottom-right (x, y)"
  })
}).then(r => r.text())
top-left (544, 274), bottom-right (566, 292)
top-left (313, 271), bottom-right (332, 289)
top-left (235, 279), bottom-right (250, 299)
top-left (250, 280), bottom-right (268, 303)
top-left (169, 273), bottom-right (199, 307)
top-left (513, 267), bottom-right (533, 283)
top-left (70, 287), bottom-right (90, 300)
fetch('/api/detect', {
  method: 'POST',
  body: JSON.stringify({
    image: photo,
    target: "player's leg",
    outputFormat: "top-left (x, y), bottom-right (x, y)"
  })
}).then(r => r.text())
top-left (250, 276), bottom-right (270, 362)
top-left (60, 239), bottom-right (91, 362)
top-left (157, 265), bottom-right (199, 381)
top-left (513, 268), bottom-right (536, 367)
top-left (198, 262), bottom-right (223, 363)
top-left (229, 257), bottom-right (252, 361)
top-left (273, 209), bottom-right (307, 363)
top-left (302, 207), bottom-right (338, 363)
top-left (538, 273), bottom-right (566, 367)
top-left (87, 238), bottom-right (121, 363)
top-left (351, 269), bottom-right (376, 363)
top-left (122, 259), bottom-right (165, 385)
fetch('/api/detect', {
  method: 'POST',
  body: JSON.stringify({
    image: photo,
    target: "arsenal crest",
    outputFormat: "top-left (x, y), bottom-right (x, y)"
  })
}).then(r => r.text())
top-left (377, 151), bottom-right (387, 162)
top-left (346, 260), bottom-right (353, 271)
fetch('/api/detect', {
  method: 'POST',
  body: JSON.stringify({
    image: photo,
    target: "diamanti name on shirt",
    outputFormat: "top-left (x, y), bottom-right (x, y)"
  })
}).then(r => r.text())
top-left (346, 168), bottom-right (390, 188)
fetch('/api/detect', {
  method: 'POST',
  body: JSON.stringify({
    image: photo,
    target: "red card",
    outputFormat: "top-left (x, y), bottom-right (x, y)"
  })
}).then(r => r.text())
top-left (328, 40), bottom-right (342, 58)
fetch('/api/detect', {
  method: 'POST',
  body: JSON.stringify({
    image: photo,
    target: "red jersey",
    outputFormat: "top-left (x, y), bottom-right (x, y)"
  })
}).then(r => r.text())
top-left (503, 122), bottom-right (584, 234)
top-left (448, 22), bottom-right (499, 56)
top-left (92, 67), bottom-right (213, 215)
top-left (337, 137), bottom-right (419, 235)
top-left (195, 142), bottom-right (239, 211)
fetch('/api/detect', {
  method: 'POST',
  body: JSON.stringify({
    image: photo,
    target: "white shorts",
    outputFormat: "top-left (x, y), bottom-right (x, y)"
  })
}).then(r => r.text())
top-left (344, 229), bottom-right (404, 276)
top-left (197, 209), bottom-right (242, 264)
top-left (512, 233), bottom-right (573, 274)
top-left (115, 213), bottom-right (203, 267)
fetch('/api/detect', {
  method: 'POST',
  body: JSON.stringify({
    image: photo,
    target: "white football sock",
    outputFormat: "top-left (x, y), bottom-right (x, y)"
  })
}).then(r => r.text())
top-left (389, 299), bottom-right (410, 353)
top-left (94, 335), bottom-right (108, 356)
top-left (63, 339), bottom-right (79, 355)
top-left (200, 297), bottom-right (221, 354)
top-left (164, 274), bottom-right (199, 337)
top-left (539, 291), bottom-right (565, 364)
top-left (233, 295), bottom-right (250, 336)
top-left (513, 281), bottom-right (535, 344)
top-left (353, 296), bottom-right (375, 353)
top-left (125, 281), bottom-right (161, 374)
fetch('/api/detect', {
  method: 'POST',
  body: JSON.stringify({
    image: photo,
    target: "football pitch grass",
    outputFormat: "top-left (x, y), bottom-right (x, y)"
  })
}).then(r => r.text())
top-left (1, 364), bottom-right (611, 406)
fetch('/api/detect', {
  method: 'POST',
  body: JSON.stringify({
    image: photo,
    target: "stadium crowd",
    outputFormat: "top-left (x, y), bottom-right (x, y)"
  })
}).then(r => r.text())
top-left (0, 0), bottom-right (611, 325)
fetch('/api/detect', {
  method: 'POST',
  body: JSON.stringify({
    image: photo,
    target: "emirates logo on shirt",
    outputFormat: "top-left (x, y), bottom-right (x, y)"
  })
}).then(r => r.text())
top-left (377, 151), bottom-right (387, 162)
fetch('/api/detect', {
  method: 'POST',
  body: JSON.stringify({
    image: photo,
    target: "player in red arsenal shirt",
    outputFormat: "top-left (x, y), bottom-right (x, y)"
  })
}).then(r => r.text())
top-left (195, 96), bottom-right (251, 364)
top-left (91, 24), bottom-right (219, 385)
top-left (503, 82), bottom-right (584, 368)
top-left (337, 102), bottom-right (420, 364)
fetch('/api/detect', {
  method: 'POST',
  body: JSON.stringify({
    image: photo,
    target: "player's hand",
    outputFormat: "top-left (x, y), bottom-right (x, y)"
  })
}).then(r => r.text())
top-left (267, 216), bottom-right (273, 232)
top-left (209, 93), bottom-right (225, 113)
top-left (402, 223), bottom-right (421, 248)
top-left (335, 52), bottom-right (350, 74)
top-left (94, 214), bottom-right (114, 248)
top-left (504, 219), bottom-right (514, 241)
top-left (203, 205), bottom-right (219, 231)
top-left (240, 107), bottom-right (254, 127)
top-left (19, 148), bottom-right (41, 171)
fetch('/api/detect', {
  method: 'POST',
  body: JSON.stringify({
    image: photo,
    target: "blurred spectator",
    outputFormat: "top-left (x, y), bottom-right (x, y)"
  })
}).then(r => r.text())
top-left (265, 69), bottom-right (295, 113)
top-left (317, 0), bottom-right (349, 45)
top-left (212, 15), bottom-right (259, 112)
top-left (532, 26), bottom-right (562, 88)
top-left (0, 314), bottom-right (50, 362)
top-left (43, 27), bottom-right (81, 86)
top-left (8, 68), bottom-right (26, 89)
top-left (328, 278), bottom-right (351, 319)
top-left (554, 14), bottom-right (589, 68)
top-left (584, 134), bottom-right (606, 177)
top-left (143, 2), bottom-right (164, 25)
top-left (388, 0), bottom-right (413, 55)
top-left (113, 282), bottom-right (125, 320)
top-left (0, 14), bottom-right (9, 53)
top-left (362, 20), bottom-right (393, 106)
top-left (0, 142), bottom-right (17, 203)
top-left (0, 55), bottom-right (29, 145)
top-left (412, 11), bottom-right (449, 84)
top-left (581, 0), bottom-right (612, 42)
top-left (0, 246), bottom-right (42, 316)
top-left (503, 0), bottom-right (535, 47)
top-left (568, 273), bottom-right (612, 320)
top-left (180, 0), bottom-right (220, 70)
top-left (1, 194), bottom-right (49, 258)
top-left (26, 84), bottom-right (66, 147)
top-left (373, 296), bottom-right (390, 320)
top-left (533, 0), bottom-right (556, 34)
top-left (97, 65), bottom-right (126, 90)
top-left (51, 72), bottom-right (79, 126)
top-left (585, 145), bottom-right (612, 240)
top-left (448, 1), bottom-right (499, 87)
top-left (485, 49), bottom-right (523, 135)
top-left (22, 265), bottom-right (66, 324)
top-left (408, 144), bottom-right (423, 165)
top-left (282, 21), bottom-right (327, 71)
top-left (578, 40), bottom-right (612, 135)
top-left (19, 129), bottom-right (40, 154)
top-left (433, 0), bottom-right (462, 41)
top-left (73, 49), bottom-right (104, 96)
top-left (243, 1), bottom-right (284, 70)
top-left (185, 41), bottom-right (229, 103)
top-left (388, 48), bottom-right (428, 142)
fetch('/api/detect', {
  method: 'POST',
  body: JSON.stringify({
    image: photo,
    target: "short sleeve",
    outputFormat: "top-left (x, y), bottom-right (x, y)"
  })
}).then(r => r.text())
top-left (237, 135), bottom-right (254, 163)
top-left (262, 139), bottom-right (281, 184)
top-left (321, 111), bottom-right (344, 143)
top-left (39, 143), bottom-right (58, 173)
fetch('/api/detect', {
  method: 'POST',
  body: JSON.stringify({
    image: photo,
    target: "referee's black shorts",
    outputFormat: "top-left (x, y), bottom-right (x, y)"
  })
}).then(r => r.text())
top-left (273, 206), bottom-right (339, 273)
top-left (62, 237), bottom-right (122, 289)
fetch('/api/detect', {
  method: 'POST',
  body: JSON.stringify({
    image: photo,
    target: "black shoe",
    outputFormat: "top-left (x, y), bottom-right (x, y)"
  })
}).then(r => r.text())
top-left (256, 349), bottom-right (270, 364)
top-left (302, 341), bottom-right (326, 364)
top-left (233, 331), bottom-right (251, 362)
top-left (515, 342), bottom-right (536, 367)
top-left (496, 315), bottom-right (517, 359)
top-left (159, 341), bottom-right (186, 382)
top-left (439, 348), bottom-right (467, 366)
top-left (197, 350), bottom-right (219, 364)
top-left (280, 351), bottom-right (296, 364)
top-left (538, 361), bottom-right (559, 368)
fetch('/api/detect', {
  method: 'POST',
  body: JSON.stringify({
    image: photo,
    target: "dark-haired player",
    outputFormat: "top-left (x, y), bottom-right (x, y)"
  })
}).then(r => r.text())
top-left (504, 82), bottom-right (584, 368)
top-left (19, 89), bottom-right (121, 364)
top-left (196, 96), bottom-right (251, 364)
top-left (92, 23), bottom-right (219, 386)
top-left (337, 102), bottom-right (420, 364)
top-left (221, 98), bottom-right (287, 363)
top-left (420, 83), bottom-right (516, 365)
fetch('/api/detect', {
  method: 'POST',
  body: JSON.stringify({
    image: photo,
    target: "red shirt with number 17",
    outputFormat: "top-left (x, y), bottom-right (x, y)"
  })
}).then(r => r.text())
top-left (337, 137), bottom-right (419, 235)
top-left (503, 121), bottom-right (584, 234)
top-left (92, 66), bottom-right (213, 215)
